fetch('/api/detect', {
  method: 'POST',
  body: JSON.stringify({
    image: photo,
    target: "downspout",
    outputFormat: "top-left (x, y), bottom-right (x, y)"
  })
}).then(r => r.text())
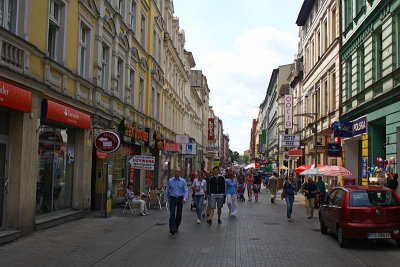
top-left (338, 0), bottom-right (344, 177)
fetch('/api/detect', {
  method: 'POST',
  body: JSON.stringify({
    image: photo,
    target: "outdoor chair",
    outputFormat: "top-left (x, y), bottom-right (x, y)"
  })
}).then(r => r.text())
top-left (122, 196), bottom-right (140, 215)
top-left (148, 190), bottom-right (162, 210)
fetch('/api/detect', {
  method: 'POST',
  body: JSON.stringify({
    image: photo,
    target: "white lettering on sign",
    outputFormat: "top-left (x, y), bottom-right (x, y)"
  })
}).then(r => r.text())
top-left (353, 120), bottom-right (366, 132)
top-left (0, 85), bottom-right (9, 96)
top-left (129, 155), bottom-right (156, 170)
top-left (284, 94), bottom-right (293, 129)
top-left (280, 134), bottom-right (300, 147)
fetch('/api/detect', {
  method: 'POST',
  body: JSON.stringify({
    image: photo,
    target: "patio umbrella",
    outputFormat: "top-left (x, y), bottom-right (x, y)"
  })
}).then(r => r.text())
top-left (293, 164), bottom-right (324, 173)
top-left (299, 168), bottom-right (328, 176)
top-left (318, 166), bottom-right (352, 177)
top-left (245, 163), bottom-right (255, 169)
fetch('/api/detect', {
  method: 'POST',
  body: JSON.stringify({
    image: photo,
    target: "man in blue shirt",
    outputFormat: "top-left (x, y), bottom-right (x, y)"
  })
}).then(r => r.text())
top-left (163, 168), bottom-right (188, 235)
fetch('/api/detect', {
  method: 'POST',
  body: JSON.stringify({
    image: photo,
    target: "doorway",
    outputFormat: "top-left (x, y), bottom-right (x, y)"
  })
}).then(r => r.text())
top-left (0, 139), bottom-right (9, 229)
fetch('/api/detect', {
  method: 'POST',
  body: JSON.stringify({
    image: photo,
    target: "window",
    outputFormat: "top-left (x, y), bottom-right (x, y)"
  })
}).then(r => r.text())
top-left (350, 191), bottom-right (399, 207)
top-left (78, 22), bottom-right (90, 78)
top-left (323, 21), bottom-right (327, 51)
top-left (0, 0), bottom-right (16, 33)
top-left (140, 13), bottom-right (146, 48)
top-left (139, 77), bottom-right (144, 112)
top-left (344, 0), bottom-right (352, 28)
top-left (356, 0), bottom-right (365, 15)
top-left (153, 30), bottom-right (157, 58)
top-left (374, 30), bottom-right (383, 81)
top-left (151, 87), bottom-right (155, 118)
top-left (117, 59), bottom-right (124, 100)
top-left (346, 58), bottom-right (352, 99)
top-left (330, 73), bottom-right (336, 112)
top-left (130, 1), bottom-right (137, 34)
top-left (331, 8), bottom-right (336, 42)
top-left (357, 47), bottom-right (365, 92)
top-left (118, 0), bottom-right (124, 17)
top-left (158, 37), bottom-right (162, 63)
top-left (101, 44), bottom-right (109, 90)
top-left (323, 79), bottom-right (328, 116)
top-left (333, 189), bottom-right (344, 206)
top-left (48, 0), bottom-right (66, 63)
top-left (317, 31), bottom-right (321, 59)
top-left (130, 70), bottom-right (136, 107)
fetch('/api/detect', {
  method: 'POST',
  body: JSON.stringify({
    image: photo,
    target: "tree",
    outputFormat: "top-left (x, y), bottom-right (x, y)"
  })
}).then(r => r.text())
top-left (242, 154), bottom-right (250, 165)
top-left (228, 149), bottom-right (240, 163)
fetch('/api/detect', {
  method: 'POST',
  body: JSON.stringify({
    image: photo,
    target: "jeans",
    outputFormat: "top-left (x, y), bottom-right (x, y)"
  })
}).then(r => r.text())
top-left (169, 196), bottom-right (183, 230)
top-left (285, 195), bottom-right (294, 219)
top-left (194, 195), bottom-right (205, 220)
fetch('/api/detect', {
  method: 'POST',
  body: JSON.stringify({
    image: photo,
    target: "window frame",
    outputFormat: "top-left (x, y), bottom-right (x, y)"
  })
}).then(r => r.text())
top-left (78, 20), bottom-right (92, 79)
top-left (130, 0), bottom-right (137, 35)
top-left (140, 12), bottom-right (147, 48)
top-left (101, 43), bottom-right (110, 90)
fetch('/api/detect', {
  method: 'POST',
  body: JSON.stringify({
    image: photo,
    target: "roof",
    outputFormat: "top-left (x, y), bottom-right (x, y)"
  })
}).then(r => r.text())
top-left (340, 185), bottom-right (392, 192)
top-left (296, 0), bottom-right (315, 26)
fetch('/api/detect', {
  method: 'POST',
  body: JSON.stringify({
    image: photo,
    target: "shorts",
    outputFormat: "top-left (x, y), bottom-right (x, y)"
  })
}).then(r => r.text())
top-left (247, 185), bottom-right (253, 190)
top-left (210, 195), bottom-right (224, 209)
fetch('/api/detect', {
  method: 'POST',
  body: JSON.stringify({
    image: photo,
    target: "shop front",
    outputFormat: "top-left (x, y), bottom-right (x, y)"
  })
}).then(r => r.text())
top-left (0, 80), bottom-right (32, 232)
top-left (37, 99), bottom-right (91, 216)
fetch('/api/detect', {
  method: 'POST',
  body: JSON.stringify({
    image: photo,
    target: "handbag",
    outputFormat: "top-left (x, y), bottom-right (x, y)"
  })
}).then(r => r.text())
top-left (281, 183), bottom-right (286, 199)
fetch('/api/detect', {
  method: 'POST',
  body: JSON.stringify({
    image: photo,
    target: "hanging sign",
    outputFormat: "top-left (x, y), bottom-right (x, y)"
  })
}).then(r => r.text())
top-left (95, 131), bottom-right (121, 153)
top-left (208, 118), bottom-right (215, 140)
top-left (176, 134), bottom-right (189, 144)
top-left (280, 134), bottom-right (300, 147)
top-left (284, 94), bottom-right (293, 129)
top-left (96, 150), bottom-right (109, 159)
top-left (182, 143), bottom-right (197, 155)
top-left (327, 143), bottom-right (341, 157)
top-left (288, 149), bottom-right (303, 157)
top-left (129, 155), bottom-right (155, 170)
top-left (205, 146), bottom-right (219, 153)
top-left (165, 142), bottom-right (179, 152)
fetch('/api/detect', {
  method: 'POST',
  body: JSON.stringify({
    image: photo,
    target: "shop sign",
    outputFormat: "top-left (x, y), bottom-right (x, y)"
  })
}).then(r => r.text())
top-left (176, 134), bottom-right (189, 144)
top-left (165, 143), bottom-right (179, 152)
top-left (331, 121), bottom-right (353, 138)
top-left (208, 118), bottom-right (215, 140)
top-left (288, 149), bottom-right (303, 157)
top-left (95, 131), bottom-right (121, 153)
top-left (212, 160), bottom-right (220, 167)
top-left (0, 80), bottom-right (32, 113)
top-left (327, 143), bottom-right (341, 157)
top-left (129, 155), bottom-right (155, 170)
top-left (262, 129), bottom-right (267, 144)
top-left (362, 157), bottom-right (368, 178)
top-left (280, 134), bottom-right (300, 147)
top-left (352, 115), bottom-right (368, 137)
top-left (157, 140), bottom-right (163, 150)
top-left (205, 146), bottom-right (219, 153)
top-left (124, 123), bottom-right (149, 145)
top-left (42, 99), bottom-right (91, 129)
top-left (284, 94), bottom-right (293, 129)
top-left (182, 143), bottom-right (196, 155)
top-left (96, 150), bottom-right (109, 159)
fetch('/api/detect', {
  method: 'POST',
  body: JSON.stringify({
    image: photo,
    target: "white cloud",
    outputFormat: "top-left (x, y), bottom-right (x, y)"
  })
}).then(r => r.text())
top-left (198, 26), bottom-right (298, 153)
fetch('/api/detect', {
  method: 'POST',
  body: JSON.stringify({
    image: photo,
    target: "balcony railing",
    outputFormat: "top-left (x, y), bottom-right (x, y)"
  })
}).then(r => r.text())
top-left (1, 39), bottom-right (25, 70)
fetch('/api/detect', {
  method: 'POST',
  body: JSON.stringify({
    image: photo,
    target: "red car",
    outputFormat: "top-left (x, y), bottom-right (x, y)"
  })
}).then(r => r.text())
top-left (319, 185), bottom-right (400, 247)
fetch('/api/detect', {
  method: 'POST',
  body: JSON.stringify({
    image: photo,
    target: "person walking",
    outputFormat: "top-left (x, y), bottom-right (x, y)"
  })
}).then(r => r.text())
top-left (225, 172), bottom-right (238, 216)
top-left (163, 168), bottom-right (188, 235)
top-left (316, 176), bottom-right (326, 204)
top-left (246, 172), bottom-right (254, 201)
top-left (281, 174), bottom-right (296, 221)
top-left (192, 172), bottom-right (207, 224)
top-left (268, 172), bottom-right (278, 203)
top-left (207, 166), bottom-right (226, 225)
top-left (303, 177), bottom-right (318, 219)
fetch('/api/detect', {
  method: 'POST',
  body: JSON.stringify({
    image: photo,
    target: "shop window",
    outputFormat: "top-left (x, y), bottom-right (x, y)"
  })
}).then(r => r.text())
top-left (37, 126), bottom-right (75, 215)
top-left (0, 0), bottom-right (17, 33)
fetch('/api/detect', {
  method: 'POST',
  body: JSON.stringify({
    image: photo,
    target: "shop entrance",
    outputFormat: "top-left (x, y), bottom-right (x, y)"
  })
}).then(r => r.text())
top-left (37, 126), bottom-right (75, 215)
top-left (0, 139), bottom-right (9, 228)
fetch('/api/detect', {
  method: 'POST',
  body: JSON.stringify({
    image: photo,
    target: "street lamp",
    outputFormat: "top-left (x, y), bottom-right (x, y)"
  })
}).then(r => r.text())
top-left (294, 83), bottom-right (320, 167)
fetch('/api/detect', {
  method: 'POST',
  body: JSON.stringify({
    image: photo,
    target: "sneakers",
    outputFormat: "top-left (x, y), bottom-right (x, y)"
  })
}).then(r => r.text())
top-left (218, 219), bottom-right (222, 224)
top-left (197, 219), bottom-right (200, 224)
top-left (207, 219), bottom-right (212, 225)
top-left (140, 213), bottom-right (146, 216)
top-left (145, 212), bottom-right (150, 215)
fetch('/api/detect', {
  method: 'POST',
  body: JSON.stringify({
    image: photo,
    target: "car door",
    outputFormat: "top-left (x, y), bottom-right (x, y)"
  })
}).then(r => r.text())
top-left (323, 189), bottom-right (338, 231)
top-left (330, 189), bottom-right (345, 233)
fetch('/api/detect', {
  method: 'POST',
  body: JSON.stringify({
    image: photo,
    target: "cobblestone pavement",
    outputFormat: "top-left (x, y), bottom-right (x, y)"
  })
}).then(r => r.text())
top-left (1, 188), bottom-right (400, 267)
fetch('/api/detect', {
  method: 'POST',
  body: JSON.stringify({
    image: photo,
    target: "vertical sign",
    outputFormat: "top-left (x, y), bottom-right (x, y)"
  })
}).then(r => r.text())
top-left (284, 94), bottom-right (293, 129)
top-left (208, 118), bottom-right (215, 140)
top-left (262, 129), bottom-right (267, 144)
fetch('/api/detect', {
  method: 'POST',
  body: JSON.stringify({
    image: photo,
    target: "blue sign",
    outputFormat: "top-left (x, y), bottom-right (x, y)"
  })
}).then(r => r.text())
top-left (352, 116), bottom-right (368, 136)
top-left (362, 157), bottom-right (367, 178)
top-left (327, 143), bottom-right (341, 157)
top-left (331, 121), bottom-right (353, 137)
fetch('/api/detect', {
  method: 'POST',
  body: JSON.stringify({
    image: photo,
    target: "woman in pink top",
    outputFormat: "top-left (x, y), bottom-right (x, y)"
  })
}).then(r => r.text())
top-left (246, 172), bottom-right (254, 201)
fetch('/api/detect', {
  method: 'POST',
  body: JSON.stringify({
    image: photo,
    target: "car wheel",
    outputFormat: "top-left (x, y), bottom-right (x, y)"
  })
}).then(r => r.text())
top-left (320, 220), bottom-right (328, 234)
top-left (337, 226), bottom-right (347, 248)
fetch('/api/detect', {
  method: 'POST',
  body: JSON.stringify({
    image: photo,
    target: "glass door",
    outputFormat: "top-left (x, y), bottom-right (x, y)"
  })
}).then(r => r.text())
top-left (0, 140), bottom-right (9, 228)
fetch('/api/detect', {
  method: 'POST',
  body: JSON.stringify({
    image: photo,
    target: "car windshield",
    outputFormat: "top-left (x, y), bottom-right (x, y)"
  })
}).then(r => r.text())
top-left (350, 191), bottom-right (399, 207)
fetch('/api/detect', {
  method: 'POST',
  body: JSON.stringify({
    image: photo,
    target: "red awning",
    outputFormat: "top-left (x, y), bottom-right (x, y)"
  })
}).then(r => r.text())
top-left (42, 99), bottom-right (90, 129)
top-left (0, 80), bottom-right (32, 113)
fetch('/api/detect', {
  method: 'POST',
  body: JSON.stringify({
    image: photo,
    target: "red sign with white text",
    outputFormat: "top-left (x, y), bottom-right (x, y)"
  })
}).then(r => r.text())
top-left (0, 80), bottom-right (32, 113)
top-left (208, 118), bottom-right (215, 141)
top-left (96, 150), bottom-right (109, 159)
top-left (95, 131), bottom-right (121, 153)
top-left (164, 143), bottom-right (179, 152)
top-left (42, 99), bottom-right (90, 129)
top-left (284, 94), bottom-right (293, 129)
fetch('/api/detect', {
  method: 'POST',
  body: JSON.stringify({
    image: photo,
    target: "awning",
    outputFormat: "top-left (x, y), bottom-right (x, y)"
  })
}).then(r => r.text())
top-left (0, 80), bottom-right (32, 113)
top-left (41, 99), bottom-right (90, 129)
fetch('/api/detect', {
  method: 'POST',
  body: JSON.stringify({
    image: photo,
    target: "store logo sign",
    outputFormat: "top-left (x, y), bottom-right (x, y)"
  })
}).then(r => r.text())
top-left (284, 94), bottom-right (293, 129)
top-left (95, 131), bottom-right (121, 153)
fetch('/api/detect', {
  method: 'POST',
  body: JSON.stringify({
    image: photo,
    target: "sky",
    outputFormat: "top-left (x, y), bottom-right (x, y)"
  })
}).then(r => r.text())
top-left (174, 0), bottom-right (303, 154)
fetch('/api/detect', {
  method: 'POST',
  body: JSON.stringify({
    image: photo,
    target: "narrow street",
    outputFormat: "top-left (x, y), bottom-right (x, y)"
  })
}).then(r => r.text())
top-left (1, 189), bottom-right (399, 267)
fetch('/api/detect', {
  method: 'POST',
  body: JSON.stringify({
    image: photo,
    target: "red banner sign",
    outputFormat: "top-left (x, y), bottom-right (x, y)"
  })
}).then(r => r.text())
top-left (208, 118), bottom-right (215, 141)
top-left (95, 131), bottom-right (121, 153)
top-left (0, 80), bottom-right (32, 113)
top-left (42, 99), bottom-right (90, 129)
top-left (96, 150), bottom-right (109, 159)
top-left (164, 143), bottom-right (179, 152)
top-left (288, 149), bottom-right (303, 157)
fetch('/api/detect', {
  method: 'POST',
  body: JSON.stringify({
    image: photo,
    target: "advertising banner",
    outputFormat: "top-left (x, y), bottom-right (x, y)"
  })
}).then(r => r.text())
top-left (129, 155), bottom-right (156, 170)
top-left (331, 121), bottom-right (353, 137)
top-left (208, 118), bottom-right (215, 140)
top-left (182, 143), bottom-right (197, 155)
top-left (284, 94), bottom-right (293, 129)
top-left (262, 129), bottom-right (267, 144)
top-left (176, 134), bottom-right (189, 144)
top-left (288, 149), bottom-right (303, 157)
top-left (165, 143), bottom-right (179, 152)
top-left (280, 134), bottom-right (300, 147)
top-left (327, 143), bottom-right (341, 157)
top-left (205, 146), bottom-right (219, 153)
